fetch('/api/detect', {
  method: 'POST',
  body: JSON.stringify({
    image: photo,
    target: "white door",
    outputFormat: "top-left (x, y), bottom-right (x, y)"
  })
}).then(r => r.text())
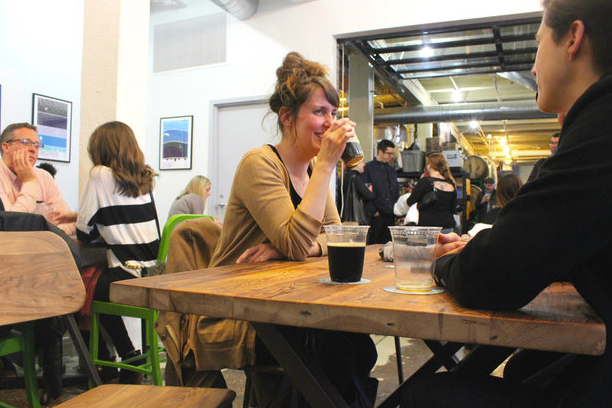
top-left (211, 98), bottom-right (277, 221)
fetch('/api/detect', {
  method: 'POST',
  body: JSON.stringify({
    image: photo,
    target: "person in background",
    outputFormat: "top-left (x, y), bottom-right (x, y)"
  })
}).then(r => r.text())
top-left (474, 177), bottom-right (497, 224)
top-left (167, 175), bottom-right (211, 218)
top-left (527, 132), bottom-right (560, 182)
top-left (402, 0), bottom-right (612, 407)
top-left (466, 173), bottom-right (523, 237)
top-left (76, 121), bottom-right (159, 384)
top-left (0, 123), bottom-right (75, 234)
top-left (206, 52), bottom-right (378, 407)
top-left (394, 183), bottom-right (419, 225)
top-left (363, 139), bottom-right (399, 243)
top-left (37, 162), bottom-right (57, 178)
top-left (341, 160), bottom-right (375, 225)
top-left (407, 152), bottom-right (457, 234)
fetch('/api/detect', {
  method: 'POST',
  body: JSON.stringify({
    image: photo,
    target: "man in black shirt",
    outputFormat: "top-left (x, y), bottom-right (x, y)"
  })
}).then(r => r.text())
top-left (402, 1), bottom-right (612, 407)
top-left (363, 139), bottom-right (399, 243)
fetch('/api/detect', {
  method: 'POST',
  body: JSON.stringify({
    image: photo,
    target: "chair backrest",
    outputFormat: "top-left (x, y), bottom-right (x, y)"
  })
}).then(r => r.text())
top-left (0, 231), bottom-right (85, 326)
top-left (157, 214), bottom-right (214, 263)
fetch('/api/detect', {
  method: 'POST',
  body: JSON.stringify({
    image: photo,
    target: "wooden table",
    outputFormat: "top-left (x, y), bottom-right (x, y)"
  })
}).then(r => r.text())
top-left (111, 245), bottom-right (605, 407)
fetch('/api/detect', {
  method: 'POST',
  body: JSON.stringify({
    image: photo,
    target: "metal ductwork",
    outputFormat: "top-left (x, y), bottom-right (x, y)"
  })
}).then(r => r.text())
top-left (374, 101), bottom-right (555, 125)
top-left (210, 0), bottom-right (258, 20)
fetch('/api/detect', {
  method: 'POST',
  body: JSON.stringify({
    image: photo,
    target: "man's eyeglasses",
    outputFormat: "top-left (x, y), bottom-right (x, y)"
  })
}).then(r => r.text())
top-left (5, 138), bottom-right (45, 150)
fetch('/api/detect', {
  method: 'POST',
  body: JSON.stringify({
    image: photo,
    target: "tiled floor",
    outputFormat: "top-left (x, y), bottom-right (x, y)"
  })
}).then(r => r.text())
top-left (0, 333), bottom-right (463, 407)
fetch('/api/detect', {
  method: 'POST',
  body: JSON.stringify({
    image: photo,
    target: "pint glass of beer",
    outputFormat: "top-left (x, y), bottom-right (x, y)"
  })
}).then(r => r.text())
top-left (341, 134), bottom-right (364, 167)
top-left (324, 225), bottom-right (369, 282)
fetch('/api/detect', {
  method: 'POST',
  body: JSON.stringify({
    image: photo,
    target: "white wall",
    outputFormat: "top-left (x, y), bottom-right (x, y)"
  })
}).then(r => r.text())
top-left (147, 0), bottom-right (542, 223)
top-left (0, 0), bottom-right (84, 209)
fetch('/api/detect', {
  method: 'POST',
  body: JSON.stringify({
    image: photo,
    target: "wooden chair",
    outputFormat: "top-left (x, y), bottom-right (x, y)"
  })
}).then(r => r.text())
top-left (0, 231), bottom-right (86, 408)
top-left (53, 384), bottom-right (235, 408)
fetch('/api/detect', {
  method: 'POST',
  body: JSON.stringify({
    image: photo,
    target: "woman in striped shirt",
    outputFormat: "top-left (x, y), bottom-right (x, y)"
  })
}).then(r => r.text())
top-left (76, 121), bottom-right (159, 383)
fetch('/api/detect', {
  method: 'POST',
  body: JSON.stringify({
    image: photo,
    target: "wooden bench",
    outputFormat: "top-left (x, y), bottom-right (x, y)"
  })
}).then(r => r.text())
top-left (54, 384), bottom-right (236, 408)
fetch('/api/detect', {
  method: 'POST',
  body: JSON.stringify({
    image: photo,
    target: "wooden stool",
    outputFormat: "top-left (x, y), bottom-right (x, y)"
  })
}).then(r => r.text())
top-left (54, 384), bottom-right (236, 408)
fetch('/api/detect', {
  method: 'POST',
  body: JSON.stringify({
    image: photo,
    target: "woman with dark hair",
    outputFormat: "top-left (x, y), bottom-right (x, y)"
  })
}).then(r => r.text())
top-left (406, 152), bottom-right (457, 233)
top-left (467, 173), bottom-right (523, 236)
top-left (76, 121), bottom-right (159, 384)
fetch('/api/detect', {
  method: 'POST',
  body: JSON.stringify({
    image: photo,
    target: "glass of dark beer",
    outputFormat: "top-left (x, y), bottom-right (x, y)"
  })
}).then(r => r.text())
top-left (341, 134), bottom-right (364, 167)
top-left (324, 225), bottom-right (370, 282)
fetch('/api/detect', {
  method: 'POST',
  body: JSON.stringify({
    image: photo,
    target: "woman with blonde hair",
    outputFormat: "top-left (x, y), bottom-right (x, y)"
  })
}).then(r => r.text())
top-left (407, 152), bottom-right (457, 233)
top-left (167, 175), bottom-right (211, 218)
top-left (76, 121), bottom-right (159, 384)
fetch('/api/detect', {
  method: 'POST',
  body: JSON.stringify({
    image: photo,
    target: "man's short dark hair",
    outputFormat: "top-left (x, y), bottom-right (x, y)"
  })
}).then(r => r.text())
top-left (0, 123), bottom-right (37, 144)
top-left (552, 132), bottom-right (560, 139)
top-left (37, 162), bottom-right (57, 178)
top-left (542, 0), bottom-right (612, 73)
top-left (377, 139), bottom-right (395, 153)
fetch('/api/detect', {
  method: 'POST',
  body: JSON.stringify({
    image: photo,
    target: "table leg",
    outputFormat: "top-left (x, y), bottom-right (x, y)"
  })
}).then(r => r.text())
top-left (63, 315), bottom-right (102, 387)
top-left (251, 322), bottom-right (350, 408)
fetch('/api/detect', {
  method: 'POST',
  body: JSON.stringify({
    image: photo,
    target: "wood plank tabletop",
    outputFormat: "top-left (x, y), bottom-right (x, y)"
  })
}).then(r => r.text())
top-left (1, 231), bottom-right (86, 326)
top-left (111, 246), bottom-right (605, 356)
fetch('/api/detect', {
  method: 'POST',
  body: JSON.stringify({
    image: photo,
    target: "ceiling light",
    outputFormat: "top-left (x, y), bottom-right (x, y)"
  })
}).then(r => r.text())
top-left (503, 144), bottom-right (510, 154)
top-left (420, 46), bottom-right (434, 58)
top-left (469, 121), bottom-right (478, 129)
top-left (499, 137), bottom-right (507, 146)
top-left (451, 89), bottom-right (462, 102)
top-left (487, 134), bottom-right (492, 139)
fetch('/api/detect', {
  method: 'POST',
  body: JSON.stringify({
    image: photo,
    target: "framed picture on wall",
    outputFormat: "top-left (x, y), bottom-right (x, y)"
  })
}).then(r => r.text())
top-left (31, 93), bottom-right (72, 162)
top-left (159, 115), bottom-right (193, 170)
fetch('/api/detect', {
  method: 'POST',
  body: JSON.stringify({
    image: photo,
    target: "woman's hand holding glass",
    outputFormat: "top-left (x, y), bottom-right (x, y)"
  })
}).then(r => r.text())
top-left (316, 117), bottom-right (356, 169)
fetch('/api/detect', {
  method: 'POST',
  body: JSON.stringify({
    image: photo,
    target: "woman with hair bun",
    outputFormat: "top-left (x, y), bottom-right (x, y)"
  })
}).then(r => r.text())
top-left (204, 51), bottom-right (377, 406)
top-left (407, 152), bottom-right (457, 233)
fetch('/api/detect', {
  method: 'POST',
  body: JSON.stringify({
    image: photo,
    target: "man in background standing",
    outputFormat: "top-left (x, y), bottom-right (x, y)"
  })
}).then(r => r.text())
top-left (363, 139), bottom-right (399, 243)
top-left (527, 131), bottom-right (560, 182)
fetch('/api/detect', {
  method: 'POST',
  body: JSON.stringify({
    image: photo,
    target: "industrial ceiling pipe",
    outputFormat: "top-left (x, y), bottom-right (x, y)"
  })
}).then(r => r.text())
top-left (374, 101), bottom-right (555, 124)
top-left (210, 0), bottom-right (258, 20)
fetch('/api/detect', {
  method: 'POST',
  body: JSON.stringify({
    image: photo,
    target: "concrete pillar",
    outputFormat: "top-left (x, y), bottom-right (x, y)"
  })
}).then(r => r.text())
top-left (79, 0), bottom-right (150, 192)
top-left (348, 51), bottom-right (374, 161)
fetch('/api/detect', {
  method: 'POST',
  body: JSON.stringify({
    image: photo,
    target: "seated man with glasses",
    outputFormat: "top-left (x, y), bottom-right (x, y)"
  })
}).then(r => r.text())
top-left (0, 122), bottom-right (75, 234)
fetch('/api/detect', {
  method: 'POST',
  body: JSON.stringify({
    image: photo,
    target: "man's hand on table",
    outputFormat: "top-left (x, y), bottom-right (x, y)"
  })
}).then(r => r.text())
top-left (436, 232), bottom-right (468, 258)
top-left (47, 210), bottom-right (77, 225)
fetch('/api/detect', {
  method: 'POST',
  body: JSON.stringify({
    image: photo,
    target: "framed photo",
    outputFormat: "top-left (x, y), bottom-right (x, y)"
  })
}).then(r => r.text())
top-left (159, 115), bottom-right (193, 170)
top-left (31, 93), bottom-right (72, 162)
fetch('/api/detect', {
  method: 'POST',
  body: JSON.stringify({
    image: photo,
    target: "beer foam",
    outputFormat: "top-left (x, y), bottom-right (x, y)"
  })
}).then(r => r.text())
top-left (327, 242), bottom-right (366, 247)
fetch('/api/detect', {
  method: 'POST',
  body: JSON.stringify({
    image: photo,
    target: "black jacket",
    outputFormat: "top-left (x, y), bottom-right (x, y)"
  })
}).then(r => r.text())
top-left (362, 158), bottom-right (399, 216)
top-left (435, 71), bottom-right (612, 408)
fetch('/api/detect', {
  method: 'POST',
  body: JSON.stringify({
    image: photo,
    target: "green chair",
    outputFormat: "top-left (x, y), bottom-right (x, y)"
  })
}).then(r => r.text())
top-left (89, 301), bottom-right (162, 386)
top-left (89, 214), bottom-right (213, 387)
top-left (0, 323), bottom-right (40, 408)
top-left (158, 214), bottom-right (214, 263)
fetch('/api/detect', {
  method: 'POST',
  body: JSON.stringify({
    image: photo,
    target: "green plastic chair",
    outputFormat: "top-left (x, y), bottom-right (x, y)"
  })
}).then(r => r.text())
top-left (89, 214), bottom-right (213, 387)
top-left (89, 301), bottom-right (162, 386)
top-left (157, 214), bottom-right (214, 263)
top-left (0, 323), bottom-right (40, 408)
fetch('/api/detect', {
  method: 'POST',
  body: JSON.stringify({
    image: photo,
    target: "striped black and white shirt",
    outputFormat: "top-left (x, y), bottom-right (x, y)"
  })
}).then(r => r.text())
top-left (76, 166), bottom-right (159, 278)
